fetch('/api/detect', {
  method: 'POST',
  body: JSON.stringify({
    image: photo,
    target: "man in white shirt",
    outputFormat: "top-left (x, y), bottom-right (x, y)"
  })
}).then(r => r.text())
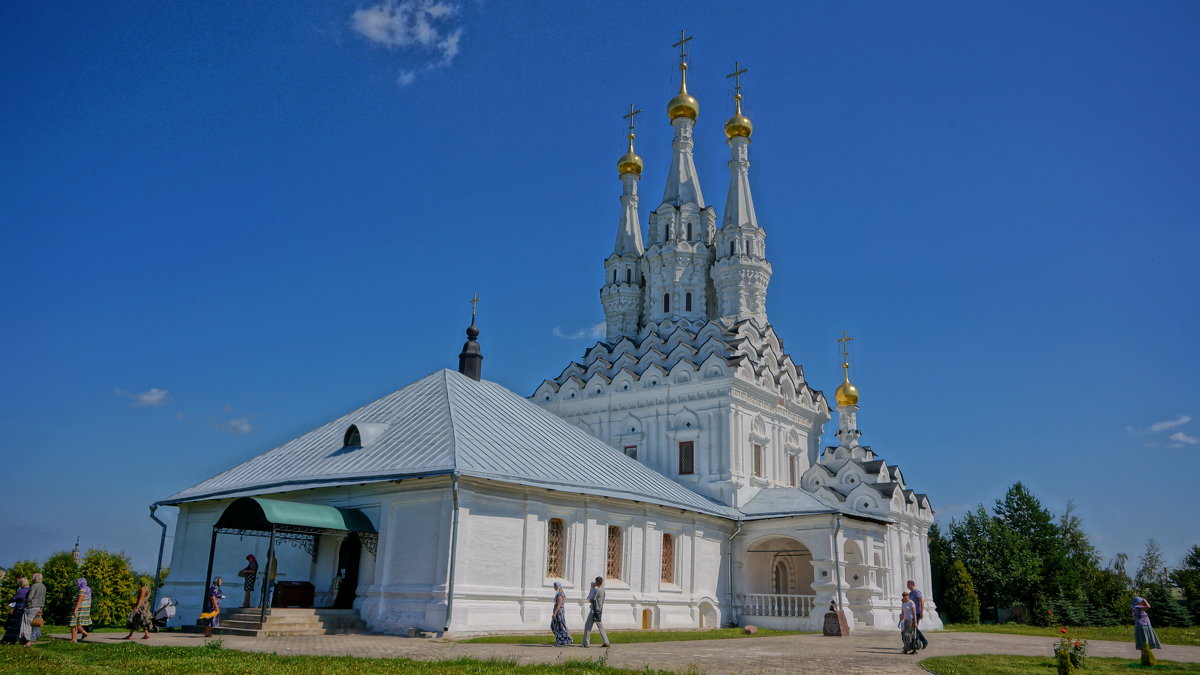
top-left (581, 576), bottom-right (610, 648)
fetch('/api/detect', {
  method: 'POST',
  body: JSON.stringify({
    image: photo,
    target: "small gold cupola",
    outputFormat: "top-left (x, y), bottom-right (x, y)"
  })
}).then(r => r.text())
top-left (724, 61), bottom-right (752, 139)
top-left (667, 30), bottom-right (699, 122)
top-left (835, 330), bottom-right (860, 407)
top-left (617, 104), bottom-right (644, 176)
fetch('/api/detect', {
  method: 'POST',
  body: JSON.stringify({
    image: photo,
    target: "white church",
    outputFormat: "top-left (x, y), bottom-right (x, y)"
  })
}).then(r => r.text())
top-left (157, 44), bottom-right (940, 636)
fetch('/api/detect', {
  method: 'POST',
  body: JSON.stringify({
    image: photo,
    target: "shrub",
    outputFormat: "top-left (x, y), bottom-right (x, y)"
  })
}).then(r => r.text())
top-left (41, 552), bottom-right (82, 625)
top-left (80, 549), bottom-right (138, 626)
top-left (942, 560), bottom-right (980, 624)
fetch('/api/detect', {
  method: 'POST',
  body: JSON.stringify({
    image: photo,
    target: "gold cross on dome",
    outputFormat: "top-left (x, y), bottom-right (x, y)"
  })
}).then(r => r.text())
top-left (672, 30), bottom-right (694, 66)
top-left (836, 329), bottom-right (855, 361)
top-left (623, 104), bottom-right (642, 136)
top-left (469, 293), bottom-right (480, 317)
top-left (726, 61), bottom-right (749, 97)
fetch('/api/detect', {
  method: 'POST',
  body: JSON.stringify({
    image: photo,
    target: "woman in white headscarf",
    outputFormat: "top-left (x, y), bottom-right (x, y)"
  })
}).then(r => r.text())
top-left (550, 582), bottom-right (573, 646)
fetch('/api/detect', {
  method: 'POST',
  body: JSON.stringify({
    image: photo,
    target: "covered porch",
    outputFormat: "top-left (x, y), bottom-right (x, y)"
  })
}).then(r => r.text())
top-left (735, 535), bottom-right (818, 629)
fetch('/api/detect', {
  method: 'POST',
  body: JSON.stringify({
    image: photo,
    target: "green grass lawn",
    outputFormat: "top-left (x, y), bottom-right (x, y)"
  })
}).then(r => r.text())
top-left (922, 654), bottom-right (1200, 674)
top-left (942, 623), bottom-right (1200, 647)
top-left (0, 640), bottom-right (668, 674)
top-left (460, 627), bottom-right (804, 644)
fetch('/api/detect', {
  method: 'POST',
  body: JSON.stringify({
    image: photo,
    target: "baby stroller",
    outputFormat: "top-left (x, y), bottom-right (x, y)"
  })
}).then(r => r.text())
top-left (152, 597), bottom-right (178, 632)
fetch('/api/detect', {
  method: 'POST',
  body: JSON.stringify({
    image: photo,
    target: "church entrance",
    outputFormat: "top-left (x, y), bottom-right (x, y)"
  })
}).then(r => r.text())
top-left (334, 533), bottom-right (361, 609)
top-left (737, 536), bottom-right (816, 625)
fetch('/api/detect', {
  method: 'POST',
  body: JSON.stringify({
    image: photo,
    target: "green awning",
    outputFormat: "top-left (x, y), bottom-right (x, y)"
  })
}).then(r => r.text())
top-left (214, 497), bottom-right (376, 533)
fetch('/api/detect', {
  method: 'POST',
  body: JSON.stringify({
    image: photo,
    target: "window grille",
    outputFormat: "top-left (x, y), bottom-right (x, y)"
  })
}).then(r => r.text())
top-left (678, 441), bottom-right (694, 475)
top-left (753, 444), bottom-right (764, 478)
top-left (624, 445), bottom-right (638, 460)
top-left (606, 526), bottom-right (623, 580)
top-left (661, 533), bottom-right (675, 583)
top-left (546, 518), bottom-right (565, 578)
top-left (685, 292), bottom-right (692, 312)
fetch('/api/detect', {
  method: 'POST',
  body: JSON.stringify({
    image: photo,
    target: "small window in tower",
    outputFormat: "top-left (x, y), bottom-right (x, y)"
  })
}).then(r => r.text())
top-left (343, 425), bottom-right (361, 448)
top-left (626, 268), bottom-right (632, 284)
top-left (730, 241), bottom-right (735, 257)
top-left (678, 441), bottom-right (694, 475)
top-left (686, 222), bottom-right (693, 240)
top-left (613, 269), bottom-right (617, 283)
top-left (624, 445), bottom-right (638, 460)
top-left (685, 292), bottom-right (692, 312)
top-left (663, 293), bottom-right (670, 313)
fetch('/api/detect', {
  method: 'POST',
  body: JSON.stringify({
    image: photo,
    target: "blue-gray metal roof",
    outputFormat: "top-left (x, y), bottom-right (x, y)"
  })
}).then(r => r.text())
top-left (162, 369), bottom-right (737, 518)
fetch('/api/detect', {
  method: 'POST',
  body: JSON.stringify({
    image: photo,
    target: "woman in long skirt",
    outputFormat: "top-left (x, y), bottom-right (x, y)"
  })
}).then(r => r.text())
top-left (122, 585), bottom-right (152, 640)
top-left (899, 591), bottom-right (920, 654)
top-left (1133, 597), bottom-right (1161, 651)
top-left (1, 577), bottom-right (30, 644)
top-left (68, 578), bottom-right (92, 642)
top-left (550, 582), bottom-right (573, 646)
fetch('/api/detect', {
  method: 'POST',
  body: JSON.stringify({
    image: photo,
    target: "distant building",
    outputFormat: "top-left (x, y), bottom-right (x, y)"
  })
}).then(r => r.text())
top-left (158, 45), bottom-right (939, 635)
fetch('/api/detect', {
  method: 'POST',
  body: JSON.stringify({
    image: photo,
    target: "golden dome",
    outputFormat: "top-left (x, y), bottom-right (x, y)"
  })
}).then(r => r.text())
top-left (835, 374), bottom-right (859, 407)
top-left (668, 65), bottom-right (699, 121)
top-left (724, 95), bottom-right (752, 139)
top-left (617, 134), bottom-right (643, 176)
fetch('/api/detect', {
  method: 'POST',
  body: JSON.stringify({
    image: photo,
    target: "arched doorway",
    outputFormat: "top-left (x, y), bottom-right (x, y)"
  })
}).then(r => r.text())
top-left (773, 558), bottom-right (792, 595)
top-left (334, 533), bottom-right (361, 609)
top-left (739, 536), bottom-right (816, 621)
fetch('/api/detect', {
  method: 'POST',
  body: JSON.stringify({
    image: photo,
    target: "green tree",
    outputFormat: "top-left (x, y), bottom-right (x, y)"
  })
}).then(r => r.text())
top-left (0, 560), bottom-right (40, 604)
top-left (928, 522), bottom-right (953, 611)
top-left (994, 482), bottom-right (1063, 615)
top-left (1169, 545), bottom-right (1200, 624)
top-left (948, 504), bottom-right (1039, 618)
top-left (942, 559), bottom-right (981, 624)
top-left (80, 548), bottom-right (138, 626)
top-left (41, 552), bottom-right (82, 624)
top-left (1135, 538), bottom-right (1171, 593)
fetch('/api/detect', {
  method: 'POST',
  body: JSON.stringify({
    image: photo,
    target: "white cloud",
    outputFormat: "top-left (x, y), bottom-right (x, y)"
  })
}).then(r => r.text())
top-left (1168, 431), bottom-right (1198, 446)
top-left (115, 387), bottom-right (171, 408)
top-left (351, 0), bottom-right (465, 84)
top-left (552, 322), bottom-right (605, 341)
top-left (212, 415), bottom-right (256, 434)
top-left (1150, 415), bottom-right (1191, 432)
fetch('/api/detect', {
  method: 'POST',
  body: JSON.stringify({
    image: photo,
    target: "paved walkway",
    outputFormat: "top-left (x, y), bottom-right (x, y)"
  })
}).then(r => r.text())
top-left (53, 630), bottom-right (1200, 674)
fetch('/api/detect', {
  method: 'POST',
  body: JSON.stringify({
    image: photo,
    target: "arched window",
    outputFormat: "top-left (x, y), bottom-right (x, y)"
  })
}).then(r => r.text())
top-left (612, 269), bottom-right (617, 283)
top-left (546, 518), bottom-right (565, 578)
top-left (685, 292), bottom-right (692, 312)
top-left (663, 293), bottom-right (670, 313)
top-left (686, 222), bottom-right (693, 240)
top-left (625, 268), bottom-right (632, 284)
top-left (661, 533), bottom-right (675, 583)
top-left (343, 425), bottom-right (361, 447)
top-left (729, 241), bottom-right (735, 257)
top-left (752, 443), bottom-right (764, 478)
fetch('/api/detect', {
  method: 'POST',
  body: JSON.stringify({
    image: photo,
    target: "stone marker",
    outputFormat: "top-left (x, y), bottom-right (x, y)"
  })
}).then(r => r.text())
top-left (823, 608), bottom-right (850, 636)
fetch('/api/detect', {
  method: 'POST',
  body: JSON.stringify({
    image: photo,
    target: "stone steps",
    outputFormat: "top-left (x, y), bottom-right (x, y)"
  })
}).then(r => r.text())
top-left (213, 608), bottom-right (368, 637)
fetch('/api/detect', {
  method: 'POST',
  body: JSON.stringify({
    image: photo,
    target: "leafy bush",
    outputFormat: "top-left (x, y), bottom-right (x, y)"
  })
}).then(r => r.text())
top-left (80, 549), bottom-right (138, 626)
top-left (942, 560), bottom-right (980, 624)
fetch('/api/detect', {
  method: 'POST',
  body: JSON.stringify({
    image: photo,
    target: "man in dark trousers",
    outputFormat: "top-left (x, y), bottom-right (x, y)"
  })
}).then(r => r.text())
top-left (907, 580), bottom-right (929, 650)
top-left (581, 576), bottom-right (610, 648)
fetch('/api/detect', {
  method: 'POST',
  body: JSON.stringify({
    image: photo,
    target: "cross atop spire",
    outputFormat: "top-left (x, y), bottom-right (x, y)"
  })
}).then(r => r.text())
top-left (623, 103), bottom-right (642, 137)
top-left (726, 61), bottom-right (749, 98)
top-left (836, 329), bottom-right (855, 368)
top-left (672, 30), bottom-right (694, 70)
top-left (469, 292), bottom-right (480, 317)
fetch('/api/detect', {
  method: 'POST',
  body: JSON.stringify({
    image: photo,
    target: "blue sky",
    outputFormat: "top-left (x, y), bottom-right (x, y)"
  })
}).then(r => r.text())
top-left (2, 1), bottom-right (1197, 573)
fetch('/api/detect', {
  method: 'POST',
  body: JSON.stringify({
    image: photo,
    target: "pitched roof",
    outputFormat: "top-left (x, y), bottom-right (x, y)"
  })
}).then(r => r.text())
top-left (161, 369), bottom-right (736, 518)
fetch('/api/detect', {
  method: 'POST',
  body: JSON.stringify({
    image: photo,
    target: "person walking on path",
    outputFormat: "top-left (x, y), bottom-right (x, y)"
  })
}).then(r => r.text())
top-left (201, 577), bottom-right (223, 638)
top-left (20, 574), bottom-right (46, 646)
top-left (239, 555), bottom-right (259, 608)
top-left (2, 575), bottom-right (29, 644)
top-left (581, 577), bottom-right (610, 648)
top-left (122, 585), bottom-right (152, 640)
top-left (899, 591), bottom-right (919, 654)
top-left (549, 581), bottom-right (573, 646)
top-left (907, 580), bottom-right (929, 650)
top-left (68, 578), bottom-right (92, 642)
top-left (1133, 596), bottom-right (1161, 651)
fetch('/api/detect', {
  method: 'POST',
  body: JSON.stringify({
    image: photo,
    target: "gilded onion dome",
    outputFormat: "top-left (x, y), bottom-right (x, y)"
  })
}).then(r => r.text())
top-left (835, 370), bottom-right (859, 407)
top-left (724, 94), bottom-right (753, 139)
top-left (617, 133), bottom-right (643, 176)
top-left (667, 64), bottom-right (700, 121)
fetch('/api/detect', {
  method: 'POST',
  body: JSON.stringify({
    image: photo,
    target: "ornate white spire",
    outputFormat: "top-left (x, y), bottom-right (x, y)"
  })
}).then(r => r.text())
top-left (661, 30), bottom-right (704, 208)
top-left (712, 63), bottom-right (772, 325)
top-left (602, 105), bottom-right (646, 340)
